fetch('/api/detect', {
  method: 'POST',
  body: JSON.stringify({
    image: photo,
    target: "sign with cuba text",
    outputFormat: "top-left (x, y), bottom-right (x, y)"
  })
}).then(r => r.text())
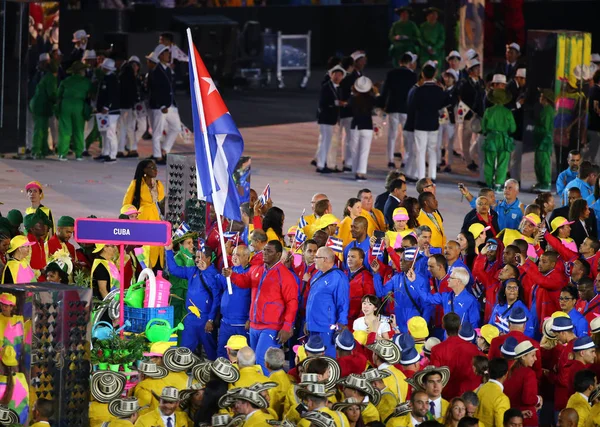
top-left (74, 218), bottom-right (172, 246)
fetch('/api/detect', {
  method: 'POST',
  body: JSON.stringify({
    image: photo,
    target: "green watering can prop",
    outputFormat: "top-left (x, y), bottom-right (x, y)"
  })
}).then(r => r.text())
top-left (145, 318), bottom-right (184, 343)
top-left (124, 280), bottom-right (145, 308)
top-left (93, 320), bottom-right (132, 340)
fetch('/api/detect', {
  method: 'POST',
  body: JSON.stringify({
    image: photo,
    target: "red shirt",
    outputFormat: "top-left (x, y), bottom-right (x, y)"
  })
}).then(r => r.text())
top-left (347, 267), bottom-right (375, 327)
top-left (519, 260), bottom-right (567, 326)
top-left (472, 254), bottom-right (502, 322)
top-left (46, 234), bottom-right (76, 260)
top-left (338, 351), bottom-right (368, 378)
top-left (27, 232), bottom-right (46, 271)
top-left (488, 330), bottom-right (542, 379)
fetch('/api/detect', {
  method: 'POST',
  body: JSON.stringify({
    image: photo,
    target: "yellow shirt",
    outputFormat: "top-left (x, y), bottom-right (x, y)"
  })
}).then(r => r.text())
top-left (283, 386), bottom-right (337, 424)
top-left (89, 401), bottom-right (117, 427)
top-left (377, 388), bottom-right (398, 423)
top-left (476, 381), bottom-right (510, 427)
top-left (266, 228), bottom-right (284, 244)
top-left (567, 392), bottom-right (591, 427)
top-left (134, 409), bottom-right (191, 427)
top-left (106, 420), bottom-right (135, 427)
top-left (245, 409), bottom-right (275, 426)
top-left (387, 413), bottom-right (417, 427)
top-left (297, 406), bottom-right (349, 427)
top-left (585, 402), bottom-right (600, 427)
top-left (386, 229), bottom-right (416, 249)
top-left (362, 208), bottom-right (387, 235)
top-left (31, 422), bottom-right (52, 427)
top-left (134, 378), bottom-right (168, 415)
top-left (416, 210), bottom-right (446, 249)
top-left (363, 402), bottom-right (381, 423)
top-left (269, 369), bottom-right (293, 419)
top-left (164, 371), bottom-right (190, 391)
top-left (338, 216), bottom-right (354, 249)
top-left (381, 365), bottom-right (409, 403)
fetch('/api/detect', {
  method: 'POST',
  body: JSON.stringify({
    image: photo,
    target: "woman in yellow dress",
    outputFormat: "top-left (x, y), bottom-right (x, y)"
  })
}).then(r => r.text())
top-left (262, 207), bottom-right (285, 244)
top-left (338, 198), bottom-right (363, 248)
top-left (385, 207), bottom-right (415, 249)
top-left (122, 160), bottom-right (165, 269)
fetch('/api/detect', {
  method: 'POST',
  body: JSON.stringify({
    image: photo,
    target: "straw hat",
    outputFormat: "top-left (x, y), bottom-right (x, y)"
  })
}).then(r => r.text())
top-left (211, 414), bottom-right (245, 427)
top-left (423, 337), bottom-right (441, 356)
top-left (514, 341), bottom-right (538, 359)
top-left (296, 383), bottom-right (336, 401)
top-left (247, 381), bottom-right (278, 394)
top-left (108, 397), bottom-right (142, 418)
top-left (90, 371), bottom-right (127, 403)
top-left (137, 361), bottom-right (168, 379)
top-left (412, 366), bottom-right (450, 390)
top-left (179, 383), bottom-right (205, 410)
top-left (487, 89), bottom-right (512, 105)
top-left (299, 356), bottom-right (341, 390)
top-left (302, 410), bottom-right (336, 427)
top-left (219, 388), bottom-right (268, 409)
top-left (363, 368), bottom-right (391, 383)
top-left (163, 347), bottom-right (199, 372)
top-left (390, 401), bottom-right (412, 418)
top-left (0, 406), bottom-right (19, 426)
top-left (354, 76), bottom-right (373, 93)
top-left (337, 374), bottom-right (380, 405)
top-left (590, 385), bottom-right (600, 404)
top-left (267, 420), bottom-right (296, 427)
top-left (332, 397), bottom-right (367, 412)
top-left (152, 386), bottom-right (180, 403)
top-left (591, 316), bottom-right (600, 334)
top-left (7, 235), bottom-right (34, 253)
top-left (367, 340), bottom-right (401, 364)
top-left (542, 318), bottom-right (557, 339)
top-left (193, 357), bottom-right (240, 384)
top-left (100, 58), bottom-right (117, 72)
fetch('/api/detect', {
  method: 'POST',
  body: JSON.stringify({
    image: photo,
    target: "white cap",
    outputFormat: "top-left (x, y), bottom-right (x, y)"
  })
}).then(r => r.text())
top-left (128, 55), bottom-right (141, 64)
top-left (328, 64), bottom-right (346, 78)
top-left (146, 51), bottom-right (159, 64)
top-left (354, 76), bottom-right (373, 93)
top-left (51, 44), bottom-right (61, 55)
top-left (516, 68), bottom-right (526, 78)
top-left (507, 42), bottom-right (521, 53)
top-left (72, 29), bottom-right (89, 43)
top-left (83, 49), bottom-right (97, 60)
top-left (39, 53), bottom-right (50, 62)
top-left (444, 68), bottom-right (459, 81)
top-left (492, 74), bottom-right (507, 84)
top-left (592, 53), bottom-right (600, 64)
top-left (423, 60), bottom-right (438, 69)
top-left (406, 51), bottom-right (418, 64)
top-left (153, 44), bottom-right (169, 60)
top-left (100, 58), bottom-right (116, 72)
top-left (467, 59), bottom-right (481, 70)
top-left (466, 49), bottom-right (478, 61)
top-left (351, 50), bottom-right (366, 61)
top-left (446, 50), bottom-right (461, 61)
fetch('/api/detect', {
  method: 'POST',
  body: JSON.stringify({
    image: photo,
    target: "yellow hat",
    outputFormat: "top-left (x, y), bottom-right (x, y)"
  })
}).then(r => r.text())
top-left (225, 335), bottom-right (248, 351)
top-left (407, 316), bottom-right (429, 339)
top-left (550, 216), bottom-right (574, 234)
top-left (317, 214), bottom-right (339, 229)
top-left (7, 235), bottom-right (34, 253)
top-left (523, 213), bottom-right (541, 227)
top-left (1, 346), bottom-right (18, 367)
top-left (120, 204), bottom-right (140, 216)
top-left (551, 311), bottom-right (570, 319)
top-left (25, 181), bottom-right (44, 199)
top-left (393, 207), bottom-right (410, 221)
top-left (353, 330), bottom-right (368, 346)
top-left (468, 223), bottom-right (491, 239)
top-left (92, 243), bottom-right (106, 253)
top-left (287, 226), bottom-right (298, 236)
top-left (293, 345), bottom-right (307, 362)
top-left (0, 293), bottom-right (16, 306)
top-left (477, 324), bottom-right (500, 344)
top-left (143, 341), bottom-right (172, 357)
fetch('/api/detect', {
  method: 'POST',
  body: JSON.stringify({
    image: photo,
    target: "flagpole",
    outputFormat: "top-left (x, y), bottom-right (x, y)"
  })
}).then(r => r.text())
top-left (187, 28), bottom-right (233, 295)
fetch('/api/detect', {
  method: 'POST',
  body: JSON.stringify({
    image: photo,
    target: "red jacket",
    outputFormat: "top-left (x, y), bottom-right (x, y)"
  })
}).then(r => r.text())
top-left (231, 261), bottom-right (298, 332)
top-left (564, 359), bottom-right (590, 398)
top-left (250, 251), bottom-right (264, 267)
top-left (519, 259), bottom-right (567, 325)
top-left (346, 267), bottom-right (375, 327)
top-left (338, 352), bottom-right (368, 378)
top-left (553, 339), bottom-right (576, 410)
top-left (504, 366), bottom-right (539, 426)
top-left (27, 232), bottom-right (46, 273)
top-left (46, 234), bottom-right (76, 260)
top-left (430, 336), bottom-right (482, 399)
top-left (472, 254), bottom-right (502, 322)
top-left (293, 261), bottom-right (318, 316)
top-left (576, 294), bottom-right (600, 327)
top-left (488, 330), bottom-right (542, 379)
top-left (546, 232), bottom-right (600, 280)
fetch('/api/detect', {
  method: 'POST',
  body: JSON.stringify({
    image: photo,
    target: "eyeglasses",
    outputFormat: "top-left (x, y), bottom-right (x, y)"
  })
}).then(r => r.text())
top-left (314, 256), bottom-right (327, 260)
top-left (424, 183), bottom-right (436, 189)
top-left (559, 297), bottom-right (574, 301)
top-left (505, 286), bottom-right (519, 291)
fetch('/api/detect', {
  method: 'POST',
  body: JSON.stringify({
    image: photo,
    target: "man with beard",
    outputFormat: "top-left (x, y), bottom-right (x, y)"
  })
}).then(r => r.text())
top-left (557, 150), bottom-right (582, 200)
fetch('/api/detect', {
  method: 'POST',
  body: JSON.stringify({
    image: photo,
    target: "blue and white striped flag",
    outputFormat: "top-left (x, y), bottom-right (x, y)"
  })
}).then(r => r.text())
top-left (326, 236), bottom-right (343, 253)
top-left (298, 209), bottom-right (308, 229)
top-left (372, 241), bottom-right (383, 257)
top-left (258, 184), bottom-right (271, 206)
top-left (294, 228), bottom-right (307, 249)
top-left (223, 231), bottom-right (240, 246)
top-left (174, 221), bottom-right (190, 238)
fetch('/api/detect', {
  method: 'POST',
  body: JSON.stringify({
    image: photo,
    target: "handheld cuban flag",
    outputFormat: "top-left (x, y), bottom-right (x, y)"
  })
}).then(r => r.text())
top-left (294, 228), bottom-right (307, 249)
top-left (174, 221), bottom-right (190, 238)
top-left (372, 241), bottom-right (383, 257)
top-left (298, 209), bottom-right (308, 229)
top-left (223, 231), bottom-right (240, 246)
top-left (326, 236), bottom-right (343, 253)
top-left (197, 238), bottom-right (206, 251)
top-left (258, 184), bottom-right (271, 206)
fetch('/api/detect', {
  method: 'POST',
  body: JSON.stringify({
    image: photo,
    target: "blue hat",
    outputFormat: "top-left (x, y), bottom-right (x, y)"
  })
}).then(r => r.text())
top-left (305, 335), bottom-right (326, 353)
top-left (400, 346), bottom-right (421, 365)
top-left (501, 336), bottom-right (518, 358)
top-left (508, 307), bottom-right (528, 324)
top-left (335, 329), bottom-right (355, 351)
top-left (573, 335), bottom-right (595, 351)
top-left (551, 316), bottom-right (574, 332)
top-left (394, 333), bottom-right (415, 352)
top-left (403, 247), bottom-right (417, 261)
top-left (459, 321), bottom-right (475, 341)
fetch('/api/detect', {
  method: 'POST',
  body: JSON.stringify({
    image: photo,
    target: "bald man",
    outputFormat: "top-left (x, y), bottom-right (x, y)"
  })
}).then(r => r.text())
top-left (343, 216), bottom-right (371, 270)
top-left (305, 247), bottom-right (350, 358)
top-left (215, 245), bottom-right (252, 358)
top-left (444, 240), bottom-right (474, 288)
top-left (558, 408), bottom-right (579, 427)
top-left (304, 193), bottom-right (328, 225)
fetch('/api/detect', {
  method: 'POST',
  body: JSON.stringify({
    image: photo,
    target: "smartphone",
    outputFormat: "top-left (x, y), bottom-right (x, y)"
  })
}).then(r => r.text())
top-left (296, 404), bottom-right (307, 415)
top-left (458, 183), bottom-right (465, 189)
top-left (374, 230), bottom-right (385, 242)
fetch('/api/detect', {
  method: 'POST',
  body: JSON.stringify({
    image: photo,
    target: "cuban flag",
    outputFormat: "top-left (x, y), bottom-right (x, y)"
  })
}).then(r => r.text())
top-left (372, 241), bottom-right (383, 258)
top-left (223, 231), bottom-right (240, 246)
top-left (188, 33), bottom-right (243, 221)
top-left (174, 221), bottom-right (190, 238)
top-left (294, 228), bottom-right (307, 249)
top-left (298, 209), bottom-right (308, 229)
top-left (326, 236), bottom-right (343, 253)
top-left (258, 184), bottom-right (271, 206)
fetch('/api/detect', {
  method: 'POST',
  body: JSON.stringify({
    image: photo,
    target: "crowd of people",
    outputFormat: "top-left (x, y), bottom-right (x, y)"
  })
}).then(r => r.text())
top-left (5, 149), bottom-right (600, 426)
top-left (27, 28), bottom-right (188, 164)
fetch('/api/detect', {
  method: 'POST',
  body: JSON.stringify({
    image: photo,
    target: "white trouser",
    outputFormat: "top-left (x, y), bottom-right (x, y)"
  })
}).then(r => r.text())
top-left (25, 110), bottom-right (34, 150)
top-left (437, 122), bottom-right (455, 165)
top-left (340, 117), bottom-right (353, 167)
top-left (316, 124), bottom-right (334, 169)
top-left (510, 139), bottom-right (523, 182)
top-left (404, 131), bottom-right (416, 179)
top-left (48, 116), bottom-right (58, 150)
top-left (387, 113), bottom-right (407, 163)
top-left (84, 117), bottom-right (95, 141)
top-left (100, 115), bottom-right (119, 159)
top-left (151, 107), bottom-right (181, 158)
top-left (350, 129), bottom-right (373, 175)
top-left (414, 130), bottom-right (439, 180)
top-left (118, 109), bottom-right (144, 151)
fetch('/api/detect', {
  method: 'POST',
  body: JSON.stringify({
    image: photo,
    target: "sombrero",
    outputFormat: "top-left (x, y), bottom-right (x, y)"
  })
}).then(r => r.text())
top-left (367, 340), bottom-right (401, 364)
top-left (337, 374), bottom-right (380, 405)
top-left (163, 347), bottom-right (200, 372)
top-left (137, 361), bottom-right (168, 379)
top-left (302, 411), bottom-right (336, 427)
top-left (389, 401), bottom-right (412, 418)
top-left (152, 386), bottom-right (180, 403)
top-left (298, 373), bottom-right (325, 386)
top-left (0, 405), bottom-right (19, 426)
top-left (539, 88), bottom-right (555, 104)
top-left (219, 388), bottom-right (268, 409)
top-left (412, 365), bottom-right (450, 390)
top-left (332, 397), bottom-right (367, 412)
top-left (173, 231), bottom-right (199, 245)
top-left (247, 381), bottom-right (278, 394)
top-left (90, 371), bottom-right (127, 403)
top-left (299, 356), bottom-right (341, 390)
top-left (211, 414), bottom-right (246, 427)
top-left (179, 383), bottom-right (205, 410)
top-left (193, 357), bottom-right (240, 384)
top-left (296, 383), bottom-right (336, 401)
top-left (267, 420), bottom-right (297, 427)
top-left (108, 397), bottom-right (142, 418)
top-left (487, 89), bottom-right (512, 105)
top-left (590, 385), bottom-right (600, 404)
top-left (363, 368), bottom-right (391, 382)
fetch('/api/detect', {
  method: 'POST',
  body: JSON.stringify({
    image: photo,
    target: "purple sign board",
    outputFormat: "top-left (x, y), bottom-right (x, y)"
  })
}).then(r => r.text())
top-left (74, 218), bottom-right (172, 246)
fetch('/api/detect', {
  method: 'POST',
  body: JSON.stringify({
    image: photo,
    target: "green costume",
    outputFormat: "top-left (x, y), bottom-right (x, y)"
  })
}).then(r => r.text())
top-left (419, 21), bottom-right (445, 71)
top-left (481, 90), bottom-right (517, 188)
top-left (29, 70), bottom-right (57, 157)
top-left (389, 19), bottom-right (421, 68)
top-left (534, 103), bottom-right (556, 189)
top-left (85, 67), bottom-right (105, 150)
top-left (171, 243), bottom-right (196, 344)
top-left (56, 63), bottom-right (91, 158)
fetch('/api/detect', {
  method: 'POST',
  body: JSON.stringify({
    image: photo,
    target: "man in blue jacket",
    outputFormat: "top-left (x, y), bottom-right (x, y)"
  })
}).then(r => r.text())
top-left (166, 244), bottom-right (220, 359)
top-left (305, 247), bottom-right (350, 358)
top-left (415, 266), bottom-right (480, 328)
top-left (372, 247), bottom-right (431, 333)
top-left (214, 245), bottom-right (252, 358)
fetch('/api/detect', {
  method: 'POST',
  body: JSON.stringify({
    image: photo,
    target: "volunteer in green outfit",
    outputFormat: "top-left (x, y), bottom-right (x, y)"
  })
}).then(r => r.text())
top-left (419, 7), bottom-right (445, 71)
top-left (389, 7), bottom-right (421, 68)
top-left (56, 61), bottom-right (92, 161)
top-left (29, 61), bottom-right (58, 159)
top-left (533, 89), bottom-right (556, 192)
top-left (481, 89), bottom-right (517, 191)
top-left (170, 231), bottom-right (197, 341)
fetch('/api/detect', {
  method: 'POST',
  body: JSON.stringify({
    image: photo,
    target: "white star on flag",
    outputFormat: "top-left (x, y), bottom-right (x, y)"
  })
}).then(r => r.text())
top-left (201, 77), bottom-right (218, 95)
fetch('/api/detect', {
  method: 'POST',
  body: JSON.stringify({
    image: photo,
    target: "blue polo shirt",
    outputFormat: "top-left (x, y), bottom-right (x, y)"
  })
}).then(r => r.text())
top-left (563, 178), bottom-right (594, 206)
top-left (557, 168), bottom-right (578, 198)
top-left (497, 198), bottom-right (523, 230)
top-left (343, 236), bottom-right (371, 270)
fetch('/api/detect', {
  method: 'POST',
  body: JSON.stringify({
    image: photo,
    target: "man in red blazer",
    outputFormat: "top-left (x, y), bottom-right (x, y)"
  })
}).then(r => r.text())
top-left (429, 313), bottom-right (482, 400)
top-left (345, 247), bottom-right (375, 326)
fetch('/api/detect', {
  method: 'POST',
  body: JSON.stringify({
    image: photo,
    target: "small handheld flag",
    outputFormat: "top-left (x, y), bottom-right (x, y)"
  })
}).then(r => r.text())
top-left (223, 231), bottom-right (240, 246)
top-left (294, 229), bottom-right (307, 249)
top-left (298, 209), bottom-right (308, 229)
top-left (258, 184), bottom-right (271, 206)
top-left (326, 236), bottom-right (343, 253)
top-left (372, 241), bottom-right (383, 257)
top-left (174, 221), bottom-right (191, 238)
